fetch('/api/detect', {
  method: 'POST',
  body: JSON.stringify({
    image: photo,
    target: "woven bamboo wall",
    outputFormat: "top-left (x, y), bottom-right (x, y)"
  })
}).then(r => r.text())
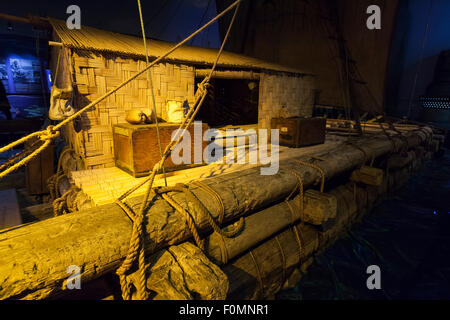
top-left (55, 48), bottom-right (315, 170)
top-left (62, 49), bottom-right (196, 169)
top-left (258, 73), bottom-right (316, 131)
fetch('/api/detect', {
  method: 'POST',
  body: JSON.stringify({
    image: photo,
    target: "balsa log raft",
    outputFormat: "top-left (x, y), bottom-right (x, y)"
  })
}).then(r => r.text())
top-left (0, 128), bottom-right (432, 299)
top-left (77, 164), bottom-right (417, 300)
top-left (225, 166), bottom-right (417, 300)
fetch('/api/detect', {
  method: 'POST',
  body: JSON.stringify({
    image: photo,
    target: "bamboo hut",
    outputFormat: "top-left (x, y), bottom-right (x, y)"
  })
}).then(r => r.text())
top-left (48, 19), bottom-right (315, 170)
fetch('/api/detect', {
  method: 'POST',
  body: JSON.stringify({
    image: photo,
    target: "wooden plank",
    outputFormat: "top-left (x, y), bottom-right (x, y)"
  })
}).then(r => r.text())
top-left (0, 189), bottom-right (22, 230)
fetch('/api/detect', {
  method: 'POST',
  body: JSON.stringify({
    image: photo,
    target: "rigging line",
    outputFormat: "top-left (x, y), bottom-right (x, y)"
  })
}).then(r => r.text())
top-left (137, 0), bottom-right (167, 186)
top-left (203, 12), bottom-right (212, 47)
top-left (407, 0), bottom-right (433, 119)
top-left (190, 0), bottom-right (213, 46)
top-left (143, 0), bottom-right (170, 30)
top-left (0, 0), bottom-right (243, 180)
top-left (52, 0), bottom-right (243, 131)
top-left (316, 2), bottom-right (348, 115)
top-left (126, 1), bottom-right (242, 212)
top-left (157, 0), bottom-right (183, 40)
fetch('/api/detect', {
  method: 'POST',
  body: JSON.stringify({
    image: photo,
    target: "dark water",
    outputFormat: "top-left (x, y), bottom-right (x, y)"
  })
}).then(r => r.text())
top-left (277, 150), bottom-right (450, 300)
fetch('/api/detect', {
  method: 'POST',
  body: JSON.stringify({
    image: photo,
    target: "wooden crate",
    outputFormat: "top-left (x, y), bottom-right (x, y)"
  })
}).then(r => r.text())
top-left (113, 122), bottom-right (209, 177)
top-left (271, 117), bottom-right (326, 148)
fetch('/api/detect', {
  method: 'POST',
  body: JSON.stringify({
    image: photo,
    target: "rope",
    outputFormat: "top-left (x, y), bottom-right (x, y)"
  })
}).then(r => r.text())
top-left (137, 0), bottom-right (167, 186)
top-left (157, 184), bottom-right (244, 239)
top-left (275, 235), bottom-right (286, 288)
top-left (113, 1), bottom-right (242, 299)
top-left (0, 138), bottom-right (41, 173)
top-left (249, 250), bottom-right (264, 298)
top-left (53, 189), bottom-right (71, 216)
top-left (291, 225), bottom-right (303, 265)
top-left (283, 169), bottom-right (304, 265)
top-left (157, 189), bottom-right (205, 250)
top-left (346, 141), bottom-right (368, 168)
top-left (191, 180), bottom-right (225, 224)
top-left (216, 233), bottom-right (230, 265)
top-left (47, 147), bottom-right (74, 201)
top-left (52, 187), bottom-right (80, 216)
top-left (294, 159), bottom-right (325, 192)
top-left (0, 0), bottom-right (243, 181)
top-left (114, 195), bottom-right (151, 300)
top-left (0, 126), bottom-right (58, 180)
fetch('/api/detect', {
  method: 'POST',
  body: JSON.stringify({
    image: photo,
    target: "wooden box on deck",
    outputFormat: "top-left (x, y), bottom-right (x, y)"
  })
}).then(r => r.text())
top-left (271, 117), bottom-right (326, 148)
top-left (113, 122), bottom-right (209, 177)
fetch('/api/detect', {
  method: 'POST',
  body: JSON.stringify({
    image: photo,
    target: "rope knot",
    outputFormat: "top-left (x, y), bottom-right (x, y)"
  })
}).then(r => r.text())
top-left (41, 126), bottom-right (60, 141)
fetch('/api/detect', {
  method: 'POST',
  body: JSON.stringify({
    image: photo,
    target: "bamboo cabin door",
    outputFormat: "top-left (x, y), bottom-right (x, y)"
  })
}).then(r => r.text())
top-left (195, 78), bottom-right (259, 128)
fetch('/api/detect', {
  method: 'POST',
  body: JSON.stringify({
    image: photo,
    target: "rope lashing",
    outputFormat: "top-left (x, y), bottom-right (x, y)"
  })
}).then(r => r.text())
top-left (275, 235), bottom-right (287, 288)
top-left (157, 188), bottom-right (206, 250)
top-left (377, 121), bottom-right (398, 152)
top-left (284, 168), bottom-right (304, 265)
top-left (112, 0), bottom-right (241, 301)
top-left (110, 0), bottom-right (242, 300)
top-left (216, 233), bottom-right (230, 265)
top-left (191, 180), bottom-right (225, 224)
top-left (114, 195), bottom-right (152, 300)
top-left (53, 186), bottom-right (82, 216)
top-left (249, 250), bottom-right (264, 298)
top-left (47, 147), bottom-right (74, 201)
top-left (294, 159), bottom-right (326, 192)
top-left (155, 184), bottom-right (244, 241)
top-left (0, 125), bottom-right (59, 180)
top-left (291, 225), bottom-right (304, 265)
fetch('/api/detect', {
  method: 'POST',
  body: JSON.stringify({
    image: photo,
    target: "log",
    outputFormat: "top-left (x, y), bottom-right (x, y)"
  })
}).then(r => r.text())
top-left (205, 193), bottom-right (323, 265)
top-left (0, 128), bottom-right (433, 299)
top-left (146, 242), bottom-right (229, 300)
top-left (223, 166), bottom-right (415, 300)
top-left (55, 161), bottom-right (425, 300)
top-left (350, 166), bottom-right (384, 186)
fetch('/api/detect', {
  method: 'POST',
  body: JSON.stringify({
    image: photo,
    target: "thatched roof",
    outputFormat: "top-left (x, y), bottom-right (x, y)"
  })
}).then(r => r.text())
top-left (49, 18), bottom-right (311, 75)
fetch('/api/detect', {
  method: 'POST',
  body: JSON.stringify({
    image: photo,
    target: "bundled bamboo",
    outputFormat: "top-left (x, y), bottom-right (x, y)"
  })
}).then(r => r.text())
top-left (0, 128), bottom-right (433, 300)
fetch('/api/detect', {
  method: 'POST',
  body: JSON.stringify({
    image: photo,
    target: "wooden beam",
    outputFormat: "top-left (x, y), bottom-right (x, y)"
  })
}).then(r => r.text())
top-left (48, 41), bottom-right (63, 47)
top-left (195, 69), bottom-right (260, 80)
top-left (0, 13), bottom-right (51, 29)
